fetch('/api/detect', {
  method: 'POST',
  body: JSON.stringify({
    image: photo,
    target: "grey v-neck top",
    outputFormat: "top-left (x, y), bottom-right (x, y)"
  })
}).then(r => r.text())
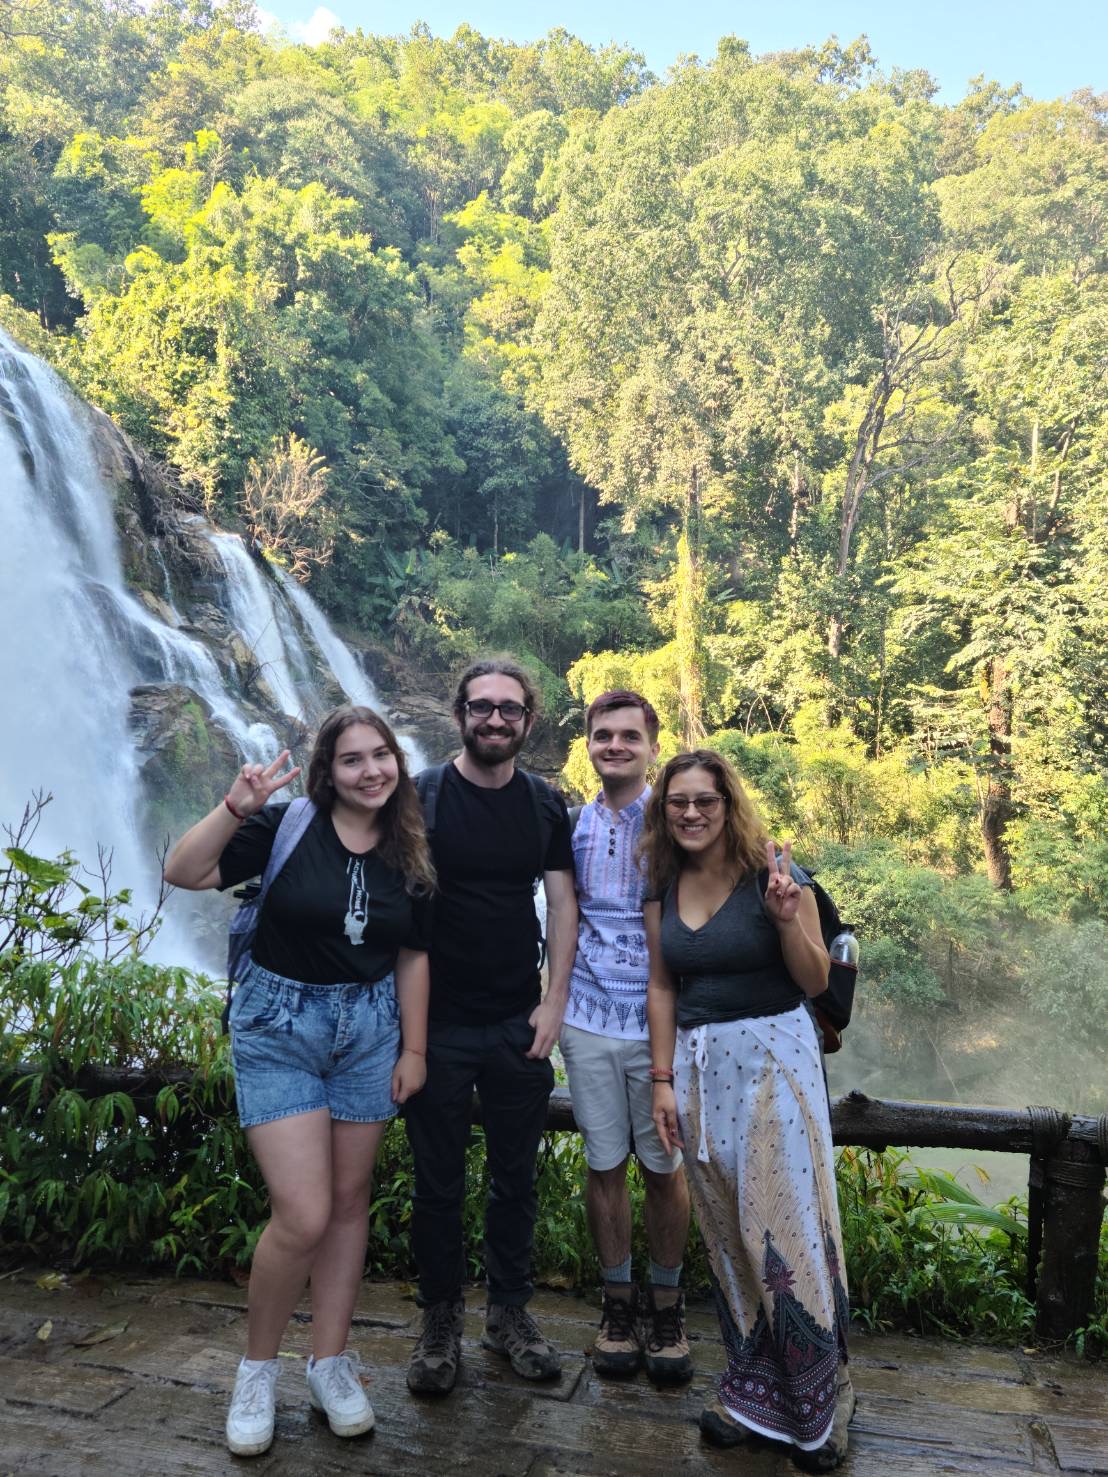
top-left (658, 867), bottom-right (811, 1028)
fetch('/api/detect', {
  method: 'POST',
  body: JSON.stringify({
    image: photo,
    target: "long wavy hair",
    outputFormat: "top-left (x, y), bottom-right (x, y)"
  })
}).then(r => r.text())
top-left (641, 749), bottom-right (770, 898)
top-left (306, 705), bottom-right (435, 895)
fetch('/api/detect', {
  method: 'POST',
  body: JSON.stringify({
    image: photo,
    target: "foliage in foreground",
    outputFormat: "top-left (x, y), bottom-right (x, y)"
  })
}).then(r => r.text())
top-left (5, 931), bottom-right (1105, 1352)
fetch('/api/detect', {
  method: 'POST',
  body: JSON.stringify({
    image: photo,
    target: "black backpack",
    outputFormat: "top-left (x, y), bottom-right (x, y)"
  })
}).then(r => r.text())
top-left (757, 866), bottom-right (857, 1054)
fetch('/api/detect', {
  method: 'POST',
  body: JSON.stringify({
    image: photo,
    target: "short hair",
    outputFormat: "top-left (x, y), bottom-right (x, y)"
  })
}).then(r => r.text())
top-left (585, 689), bottom-right (660, 743)
top-left (453, 656), bottom-right (540, 718)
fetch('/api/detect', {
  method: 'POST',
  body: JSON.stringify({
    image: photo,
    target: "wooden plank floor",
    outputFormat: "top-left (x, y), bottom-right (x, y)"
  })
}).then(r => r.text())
top-left (0, 1269), bottom-right (1104, 1475)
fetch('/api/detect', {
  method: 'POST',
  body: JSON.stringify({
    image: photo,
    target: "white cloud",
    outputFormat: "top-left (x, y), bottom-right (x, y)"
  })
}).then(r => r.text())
top-left (289, 6), bottom-right (343, 45)
top-left (252, 5), bottom-right (344, 45)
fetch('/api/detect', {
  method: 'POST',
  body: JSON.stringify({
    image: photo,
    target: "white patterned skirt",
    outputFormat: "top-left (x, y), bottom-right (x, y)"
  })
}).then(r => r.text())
top-left (674, 1003), bottom-right (849, 1450)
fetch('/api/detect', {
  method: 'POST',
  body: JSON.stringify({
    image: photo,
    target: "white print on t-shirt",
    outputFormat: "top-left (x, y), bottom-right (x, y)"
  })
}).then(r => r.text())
top-left (344, 857), bottom-right (367, 945)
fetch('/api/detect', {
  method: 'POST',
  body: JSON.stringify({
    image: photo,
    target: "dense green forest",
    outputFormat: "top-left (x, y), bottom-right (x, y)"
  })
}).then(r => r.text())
top-left (2, 0), bottom-right (1108, 1069)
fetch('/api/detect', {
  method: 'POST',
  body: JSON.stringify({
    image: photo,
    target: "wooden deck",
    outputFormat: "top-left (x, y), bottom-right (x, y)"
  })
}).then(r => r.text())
top-left (0, 1269), bottom-right (1104, 1475)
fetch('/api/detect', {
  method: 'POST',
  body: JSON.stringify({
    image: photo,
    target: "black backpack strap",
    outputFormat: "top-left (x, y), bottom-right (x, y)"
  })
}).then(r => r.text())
top-left (568, 803), bottom-right (583, 832)
top-left (414, 762), bottom-right (451, 836)
top-left (520, 769), bottom-right (552, 879)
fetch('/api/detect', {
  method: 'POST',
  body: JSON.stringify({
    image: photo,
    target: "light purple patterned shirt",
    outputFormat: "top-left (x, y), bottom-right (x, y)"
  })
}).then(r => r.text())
top-left (567, 787), bottom-right (651, 1040)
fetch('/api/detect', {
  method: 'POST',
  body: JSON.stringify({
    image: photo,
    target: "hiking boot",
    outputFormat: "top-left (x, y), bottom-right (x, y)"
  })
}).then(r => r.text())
top-left (225, 1356), bottom-right (279, 1457)
top-left (482, 1303), bottom-right (562, 1380)
top-left (407, 1298), bottom-right (465, 1395)
top-left (793, 1369), bottom-right (856, 1472)
top-left (699, 1396), bottom-right (756, 1449)
top-left (592, 1284), bottom-right (642, 1377)
top-left (306, 1350), bottom-right (374, 1437)
top-left (643, 1286), bottom-right (693, 1385)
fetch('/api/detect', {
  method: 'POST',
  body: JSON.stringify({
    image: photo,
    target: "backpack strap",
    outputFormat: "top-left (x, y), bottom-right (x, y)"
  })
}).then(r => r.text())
top-left (414, 763), bottom-right (451, 836)
top-left (520, 769), bottom-right (553, 880)
top-left (568, 803), bottom-right (583, 832)
top-left (221, 795), bottom-right (315, 1033)
top-left (258, 796), bottom-right (316, 906)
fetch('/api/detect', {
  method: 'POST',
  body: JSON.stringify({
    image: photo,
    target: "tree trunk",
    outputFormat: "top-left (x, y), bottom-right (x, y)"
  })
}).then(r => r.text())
top-left (980, 656), bottom-right (1013, 890)
top-left (578, 482), bottom-right (586, 554)
top-left (676, 468), bottom-right (707, 746)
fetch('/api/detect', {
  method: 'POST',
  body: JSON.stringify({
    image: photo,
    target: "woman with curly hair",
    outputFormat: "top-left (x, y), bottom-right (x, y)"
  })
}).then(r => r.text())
top-left (641, 749), bottom-right (853, 1472)
top-left (164, 705), bottom-right (433, 1458)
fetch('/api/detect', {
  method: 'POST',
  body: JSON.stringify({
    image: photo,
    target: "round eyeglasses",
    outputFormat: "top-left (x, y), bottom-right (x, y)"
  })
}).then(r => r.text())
top-left (664, 793), bottom-right (725, 816)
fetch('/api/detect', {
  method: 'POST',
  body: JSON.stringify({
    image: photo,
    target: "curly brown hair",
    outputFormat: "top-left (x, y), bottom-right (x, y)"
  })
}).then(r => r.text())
top-left (641, 749), bottom-right (770, 898)
top-left (306, 705), bottom-right (435, 895)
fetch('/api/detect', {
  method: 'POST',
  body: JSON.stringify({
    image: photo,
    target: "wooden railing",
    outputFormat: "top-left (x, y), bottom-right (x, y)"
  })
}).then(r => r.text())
top-left (3, 1064), bottom-right (1105, 1341)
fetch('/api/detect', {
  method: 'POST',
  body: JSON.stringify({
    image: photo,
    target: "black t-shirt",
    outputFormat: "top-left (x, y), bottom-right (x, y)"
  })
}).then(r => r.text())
top-left (427, 765), bottom-right (573, 1024)
top-left (218, 802), bottom-right (431, 986)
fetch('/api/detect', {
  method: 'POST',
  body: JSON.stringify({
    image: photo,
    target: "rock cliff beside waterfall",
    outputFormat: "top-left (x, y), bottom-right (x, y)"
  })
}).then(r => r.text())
top-left (0, 329), bottom-right (451, 963)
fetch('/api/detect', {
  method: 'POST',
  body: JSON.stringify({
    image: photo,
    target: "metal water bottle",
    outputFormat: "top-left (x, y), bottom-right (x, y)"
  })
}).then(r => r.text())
top-left (829, 925), bottom-right (859, 968)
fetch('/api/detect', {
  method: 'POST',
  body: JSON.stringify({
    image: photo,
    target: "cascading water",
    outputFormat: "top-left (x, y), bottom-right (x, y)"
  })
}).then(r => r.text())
top-left (1, 330), bottom-right (424, 967)
top-left (206, 532), bottom-right (320, 722)
top-left (273, 566), bottom-right (427, 770)
top-left (1, 331), bottom-right (152, 896)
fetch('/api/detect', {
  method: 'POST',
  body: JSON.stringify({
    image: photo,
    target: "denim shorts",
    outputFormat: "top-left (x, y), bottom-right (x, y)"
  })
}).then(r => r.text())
top-left (229, 960), bottom-right (401, 1128)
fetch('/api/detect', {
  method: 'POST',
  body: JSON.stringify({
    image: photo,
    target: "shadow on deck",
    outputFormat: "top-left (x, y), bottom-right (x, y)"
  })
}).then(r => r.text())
top-left (0, 1270), bottom-right (1105, 1475)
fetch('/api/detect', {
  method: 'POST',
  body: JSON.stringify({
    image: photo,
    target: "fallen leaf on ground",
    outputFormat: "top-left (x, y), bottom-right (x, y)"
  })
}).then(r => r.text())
top-left (73, 1320), bottom-right (129, 1347)
top-left (36, 1320), bottom-right (53, 1341)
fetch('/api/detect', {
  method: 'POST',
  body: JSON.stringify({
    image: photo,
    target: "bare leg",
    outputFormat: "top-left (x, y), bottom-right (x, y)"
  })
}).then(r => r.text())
top-left (641, 1163), bottom-right (690, 1277)
top-left (586, 1159), bottom-right (632, 1276)
top-left (245, 1109), bottom-right (333, 1360)
top-left (309, 1119), bottom-right (387, 1358)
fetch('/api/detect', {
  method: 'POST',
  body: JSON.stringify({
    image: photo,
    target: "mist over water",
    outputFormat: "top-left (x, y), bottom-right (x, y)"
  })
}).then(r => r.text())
top-left (826, 976), bottom-right (1107, 1200)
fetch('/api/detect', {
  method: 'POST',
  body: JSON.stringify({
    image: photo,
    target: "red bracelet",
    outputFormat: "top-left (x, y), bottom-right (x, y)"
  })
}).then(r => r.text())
top-left (224, 795), bottom-right (246, 821)
top-left (649, 1068), bottom-right (674, 1083)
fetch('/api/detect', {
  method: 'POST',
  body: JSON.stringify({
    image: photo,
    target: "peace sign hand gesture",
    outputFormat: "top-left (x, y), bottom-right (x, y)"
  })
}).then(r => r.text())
top-left (764, 839), bottom-right (802, 927)
top-left (226, 751), bottom-right (301, 820)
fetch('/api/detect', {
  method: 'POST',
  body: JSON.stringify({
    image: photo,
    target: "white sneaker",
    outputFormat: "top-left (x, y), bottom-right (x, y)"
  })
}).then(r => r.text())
top-left (306, 1351), bottom-right (375, 1437)
top-left (226, 1357), bottom-right (279, 1456)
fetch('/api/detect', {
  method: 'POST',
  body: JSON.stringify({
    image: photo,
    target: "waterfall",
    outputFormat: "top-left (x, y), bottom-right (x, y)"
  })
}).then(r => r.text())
top-left (206, 532), bottom-right (319, 722)
top-left (0, 330), bottom-right (424, 967)
top-left (273, 566), bottom-right (427, 770)
top-left (1, 332), bottom-right (152, 896)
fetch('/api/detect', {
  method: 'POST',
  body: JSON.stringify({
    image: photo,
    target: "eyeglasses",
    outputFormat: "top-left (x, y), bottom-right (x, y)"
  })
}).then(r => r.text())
top-left (464, 699), bottom-right (531, 722)
top-left (664, 793), bottom-right (725, 816)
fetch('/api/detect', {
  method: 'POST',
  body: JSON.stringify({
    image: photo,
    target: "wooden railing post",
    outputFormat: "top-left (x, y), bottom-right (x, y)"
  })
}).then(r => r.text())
top-left (1034, 1125), bottom-right (1108, 1342)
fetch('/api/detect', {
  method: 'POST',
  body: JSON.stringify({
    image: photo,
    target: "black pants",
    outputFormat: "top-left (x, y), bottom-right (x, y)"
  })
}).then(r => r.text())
top-left (404, 1010), bottom-right (555, 1308)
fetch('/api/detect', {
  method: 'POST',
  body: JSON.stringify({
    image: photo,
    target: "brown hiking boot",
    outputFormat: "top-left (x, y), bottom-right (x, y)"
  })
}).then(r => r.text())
top-left (643, 1286), bottom-right (693, 1385)
top-left (482, 1303), bottom-right (562, 1380)
top-left (699, 1396), bottom-right (756, 1449)
top-left (793, 1368), bottom-right (856, 1472)
top-left (592, 1285), bottom-right (642, 1377)
top-left (407, 1298), bottom-right (464, 1395)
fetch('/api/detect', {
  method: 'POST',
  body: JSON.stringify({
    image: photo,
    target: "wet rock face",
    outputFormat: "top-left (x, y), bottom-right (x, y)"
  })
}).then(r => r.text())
top-left (130, 684), bottom-right (241, 844)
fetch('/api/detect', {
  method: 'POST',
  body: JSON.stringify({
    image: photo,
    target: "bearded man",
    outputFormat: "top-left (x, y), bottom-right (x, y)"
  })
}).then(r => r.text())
top-left (405, 657), bottom-right (578, 1395)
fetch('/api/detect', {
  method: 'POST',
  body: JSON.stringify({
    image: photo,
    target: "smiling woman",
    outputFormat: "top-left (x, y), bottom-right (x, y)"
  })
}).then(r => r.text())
top-left (641, 749), bottom-right (851, 1470)
top-left (161, 704), bottom-right (433, 1459)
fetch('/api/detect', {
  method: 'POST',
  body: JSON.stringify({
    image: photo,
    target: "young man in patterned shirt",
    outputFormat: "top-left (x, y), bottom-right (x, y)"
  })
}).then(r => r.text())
top-left (562, 690), bottom-right (692, 1384)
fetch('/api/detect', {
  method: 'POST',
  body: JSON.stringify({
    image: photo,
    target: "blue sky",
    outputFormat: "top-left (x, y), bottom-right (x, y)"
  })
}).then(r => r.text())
top-left (256, 0), bottom-right (1106, 102)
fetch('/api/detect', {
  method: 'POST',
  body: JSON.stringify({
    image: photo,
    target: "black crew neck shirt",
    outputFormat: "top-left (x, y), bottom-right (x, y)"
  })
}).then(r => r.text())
top-left (427, 765), bottom-right (573, 1024)
top-left (218, 802), bottom-right (430, 985)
